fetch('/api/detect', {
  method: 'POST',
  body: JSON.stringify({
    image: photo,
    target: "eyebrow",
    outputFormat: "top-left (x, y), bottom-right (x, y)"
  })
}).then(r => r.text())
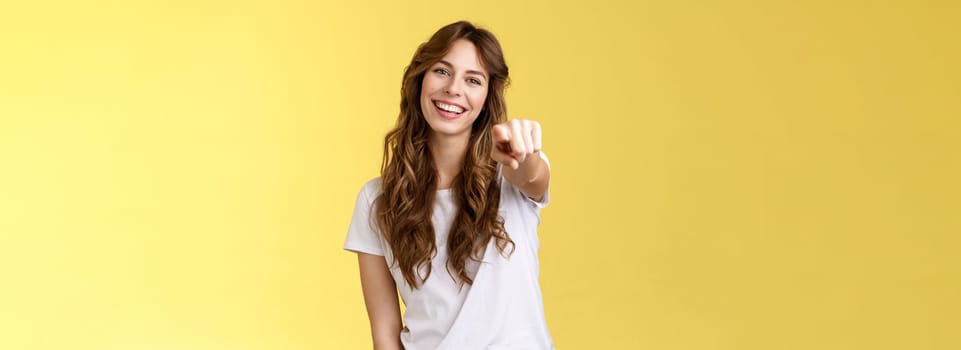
top-left (438, 60), bottom-right (487, 80)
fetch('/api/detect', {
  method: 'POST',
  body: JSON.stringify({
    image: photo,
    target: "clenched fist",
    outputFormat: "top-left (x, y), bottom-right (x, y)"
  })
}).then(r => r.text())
top-left (491, 119), bottom-right (542, 170)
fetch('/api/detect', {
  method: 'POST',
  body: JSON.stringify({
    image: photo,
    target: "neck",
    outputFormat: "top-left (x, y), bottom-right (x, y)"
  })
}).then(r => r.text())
top-left (429, 131), bottom-right (470, 190)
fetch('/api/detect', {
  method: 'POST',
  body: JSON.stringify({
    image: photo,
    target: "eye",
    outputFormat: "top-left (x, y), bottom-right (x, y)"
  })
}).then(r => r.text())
top-left (467, 78), bottom-right (483, 86)
top-left (433, 68), bottom-right (450, 77)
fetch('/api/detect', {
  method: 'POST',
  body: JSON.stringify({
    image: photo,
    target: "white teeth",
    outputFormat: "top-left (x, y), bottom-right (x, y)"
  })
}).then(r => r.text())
top-left (435, 101), bottom-right (464, 114)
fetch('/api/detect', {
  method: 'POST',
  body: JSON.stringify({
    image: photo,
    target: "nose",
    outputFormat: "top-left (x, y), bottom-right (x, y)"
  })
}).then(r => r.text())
top-left (444, 78), bottom-right (463, 97)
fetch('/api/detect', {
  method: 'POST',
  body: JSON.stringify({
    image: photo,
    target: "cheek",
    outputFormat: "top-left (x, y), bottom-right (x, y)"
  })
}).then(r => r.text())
top-left (422, 74), bottom-right (443, 95)
top-left (420, 79), bottom-right (436, 108)
top-left (420, 79), bottom-right (431, 98)
top-left (470, 90), bottom-right (488, 111)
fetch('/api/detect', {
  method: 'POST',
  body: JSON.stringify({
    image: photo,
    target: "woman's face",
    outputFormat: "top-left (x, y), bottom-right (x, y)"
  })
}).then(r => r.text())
top-left (420, 39), bottom-right (489, 140)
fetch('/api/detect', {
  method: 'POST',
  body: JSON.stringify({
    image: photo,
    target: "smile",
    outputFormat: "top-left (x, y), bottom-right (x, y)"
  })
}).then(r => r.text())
top-left (434, 100), bottom-right (465, 113)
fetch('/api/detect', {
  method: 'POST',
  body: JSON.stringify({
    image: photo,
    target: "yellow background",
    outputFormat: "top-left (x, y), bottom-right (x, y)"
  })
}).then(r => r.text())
top-left (2, 0), bottom-right (958, 349)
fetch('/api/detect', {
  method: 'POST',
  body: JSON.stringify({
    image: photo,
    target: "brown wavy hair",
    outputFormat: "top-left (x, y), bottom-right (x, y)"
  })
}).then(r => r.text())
top-left (374, 21), bottom-right (513, 289)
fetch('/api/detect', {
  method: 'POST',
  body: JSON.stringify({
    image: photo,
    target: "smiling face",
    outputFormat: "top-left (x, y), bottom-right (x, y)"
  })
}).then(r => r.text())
top-left (420, 39), bottom-right (490, 140)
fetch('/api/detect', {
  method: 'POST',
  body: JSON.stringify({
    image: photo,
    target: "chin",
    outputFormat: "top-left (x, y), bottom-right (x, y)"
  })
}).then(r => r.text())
top-left (425, 113), bottom-right (476, 137)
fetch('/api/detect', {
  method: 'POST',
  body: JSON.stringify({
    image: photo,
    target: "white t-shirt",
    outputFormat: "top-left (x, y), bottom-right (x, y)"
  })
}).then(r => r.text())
top-left (343, 154), bottom-right (554, 350)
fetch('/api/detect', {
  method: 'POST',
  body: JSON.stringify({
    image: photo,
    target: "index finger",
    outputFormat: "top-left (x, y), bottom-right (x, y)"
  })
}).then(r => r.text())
top-left (492, 124), bottom-right (511, 143)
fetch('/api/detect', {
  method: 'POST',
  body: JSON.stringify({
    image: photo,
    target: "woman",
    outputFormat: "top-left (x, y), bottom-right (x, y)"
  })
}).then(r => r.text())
top-left (344, 21), bottom-right (554, 350)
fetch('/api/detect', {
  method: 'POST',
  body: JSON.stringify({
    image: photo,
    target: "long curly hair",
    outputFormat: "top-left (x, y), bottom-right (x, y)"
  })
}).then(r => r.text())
top-left (374, 21), bottom-right (513, 289)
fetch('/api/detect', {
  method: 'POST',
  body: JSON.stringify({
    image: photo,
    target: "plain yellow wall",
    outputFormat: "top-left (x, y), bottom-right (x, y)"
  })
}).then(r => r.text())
top-left (2, 0), bottom-right (958, 349)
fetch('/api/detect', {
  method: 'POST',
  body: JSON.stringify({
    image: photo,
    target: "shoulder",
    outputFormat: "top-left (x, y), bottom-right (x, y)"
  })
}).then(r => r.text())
top-left (360, 177), bottom-right (383, 196)
top-left (353, 177), bottom-right (383, 207)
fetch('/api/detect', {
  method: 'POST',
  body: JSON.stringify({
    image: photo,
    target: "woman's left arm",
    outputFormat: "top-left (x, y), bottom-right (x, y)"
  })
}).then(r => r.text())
top-left (491, 119), bottom-right (551, 202)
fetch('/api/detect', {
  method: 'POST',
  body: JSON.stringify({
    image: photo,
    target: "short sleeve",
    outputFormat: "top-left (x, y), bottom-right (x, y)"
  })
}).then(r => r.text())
top-left (343, 180), bottom-right (385, 256)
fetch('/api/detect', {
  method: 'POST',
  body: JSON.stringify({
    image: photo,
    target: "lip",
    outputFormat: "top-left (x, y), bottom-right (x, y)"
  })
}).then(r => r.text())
top-left (432, 99), bottom-right (467, 120)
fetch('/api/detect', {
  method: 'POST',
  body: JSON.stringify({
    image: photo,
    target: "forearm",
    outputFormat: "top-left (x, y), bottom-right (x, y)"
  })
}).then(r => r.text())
top-left (372, 331), bottom-right (403, 350)
top-left (358, 253), bottom-right (404, 350)
top-left (369, 312), bottom-right (403, 350)
top-left (502, 151), bottom-right (550, 201)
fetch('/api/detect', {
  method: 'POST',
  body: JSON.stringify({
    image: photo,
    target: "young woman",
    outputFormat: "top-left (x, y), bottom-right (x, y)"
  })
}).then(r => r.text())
top-left (343, 21), bottom-right (554, 350)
